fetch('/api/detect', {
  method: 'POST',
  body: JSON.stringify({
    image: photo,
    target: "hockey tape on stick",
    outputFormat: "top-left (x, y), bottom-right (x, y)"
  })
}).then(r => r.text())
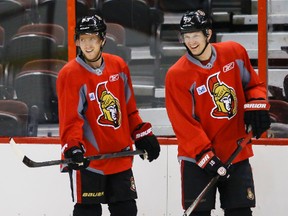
top-left (9, 138), bottom-right (146, 168)
top-left (183, 131), bottom-right (253, 216)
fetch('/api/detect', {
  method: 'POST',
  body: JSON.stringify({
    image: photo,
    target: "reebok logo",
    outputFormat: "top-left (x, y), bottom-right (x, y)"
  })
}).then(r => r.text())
top-left (109, 74), bottom-right (119, 82)
top-left (223, 62), bottom-right (234, 72)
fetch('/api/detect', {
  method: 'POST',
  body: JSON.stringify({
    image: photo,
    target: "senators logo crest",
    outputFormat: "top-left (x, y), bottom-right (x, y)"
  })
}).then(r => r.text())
top-left (96, 82), bottom-right (121, 128)
top-left (207, 73), bottom-right (237, 119)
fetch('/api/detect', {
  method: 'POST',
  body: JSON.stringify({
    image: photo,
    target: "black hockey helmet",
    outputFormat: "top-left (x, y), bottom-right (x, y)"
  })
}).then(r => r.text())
top-left (180, 10), bottom-right (211, 35)
top-left (75, 15), bottom-right (107, 40)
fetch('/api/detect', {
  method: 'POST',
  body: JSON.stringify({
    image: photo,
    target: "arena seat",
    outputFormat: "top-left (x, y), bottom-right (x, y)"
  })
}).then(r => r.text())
top-left (0, 26), bottom-right (4, 66)
top-left (0, 112), bottom-right (24, 136)
top-left (102, 0), bottom-right (164, 104)
top-left (157, 0), bottom-right (210, 12)
top-left (104, 35), bottom-right (132, 63)
top-left (76, 0), bottom-right (101, 18)
top-left (0, 0), bottom-right (29, 44)
top-left (0, 63), bottom-right (14, 100)
top-left (0, 99), bottom-right (38, 136)
top-left (269, 99), bottom-right (288, 124)
top-left (21, 58), bottom-right (67, 72)
top-left (14, 69), bottom-right (58, 124)
top-left (76, 0), bottom-right (91, 18)
top-left (13, 59), bottom-right (66, 124)
top-left (37, 0), bottom-right (67, 31)
top-left (106, 23), bottom-right (126, 45)
top-left (17, 23), bottom-right (66, 47)
top-left (211, 0), bottom-right (251, 14)
top-left (0, 64), bottom-right (3, 87)
top-left (102, 0), bottom-right (163, 47)
top-left (104, 23), bottom-right (131, 62)
top-left (268, 85), bottom-right (285, 101)
top-left (0, 26), bottom-right (4, 47)
top-left (4, 32), bottom-right (59, 86)
top-left (0, 64), bottom-right (2, 77)
top-left (284, 74), bottom-right (288, 101)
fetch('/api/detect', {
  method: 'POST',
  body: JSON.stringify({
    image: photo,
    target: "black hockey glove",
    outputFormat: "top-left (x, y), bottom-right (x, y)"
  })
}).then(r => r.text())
top-left (132, 122), bottom-right (160, 162)
top-left (64, 144), bottom-right (90, 170)
top-left (244, 99), bottom-right (271, 139)
top-left (196, 149), bottom-right (229, 180)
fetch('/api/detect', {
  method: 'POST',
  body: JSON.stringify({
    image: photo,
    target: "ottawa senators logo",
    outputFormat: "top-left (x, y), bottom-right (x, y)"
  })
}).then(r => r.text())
top-left (96, 82), bottom-right (121, 128)
top-left (130, 176), bottom-right (137, 192)
top-left (207, 73), bottom-right (237, 119)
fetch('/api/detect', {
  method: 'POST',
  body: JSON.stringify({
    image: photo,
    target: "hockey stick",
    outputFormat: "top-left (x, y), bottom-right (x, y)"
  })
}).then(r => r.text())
top-left (10, 138), bottom-right (146, 168)
top-left (183, 131), bottom-right (253, 216)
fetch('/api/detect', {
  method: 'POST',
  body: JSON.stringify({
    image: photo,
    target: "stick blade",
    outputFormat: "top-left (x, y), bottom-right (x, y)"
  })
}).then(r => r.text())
top-left (9, 137), bottom-right (38, 168)
top-left (22, 156), bottom-right (37, 168)
top-left (9, 138), bottom-right (25, 161)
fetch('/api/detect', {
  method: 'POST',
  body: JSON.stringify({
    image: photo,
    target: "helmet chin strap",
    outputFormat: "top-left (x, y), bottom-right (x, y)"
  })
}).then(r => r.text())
top-left (186, 39), bottom-right (209, 59)
top-left (83, 46), bottom-right (103, 63)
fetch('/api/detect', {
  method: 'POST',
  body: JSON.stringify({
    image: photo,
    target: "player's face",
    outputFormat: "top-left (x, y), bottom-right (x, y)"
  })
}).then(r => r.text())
top-left (78, 33), bottom-right (104, 61)
top-left (106, 104), bottom-right (117, 121)
top-left (183, 31), bottom-right (208, 56)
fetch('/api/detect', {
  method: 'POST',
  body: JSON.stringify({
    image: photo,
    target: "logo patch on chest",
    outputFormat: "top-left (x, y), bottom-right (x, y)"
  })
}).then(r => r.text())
top-left (109, 74), bottom-right (119, 82)
top-left (207, 72), bottom-right (237, 119)
top-left (223, 62), bottom-right (234, 73)
top-left (89, 92), bottom-right (96, 101)
top-left (196, 85), bottom-right (207, 95)
top-left (96, 82), bottom-right (121, 129)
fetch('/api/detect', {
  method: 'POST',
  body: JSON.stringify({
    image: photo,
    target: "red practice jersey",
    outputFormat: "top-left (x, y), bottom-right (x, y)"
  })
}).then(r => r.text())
top-left (57, 53), bottom-right (143, 174)
top-left (165, 41), bottom-right (267, 164)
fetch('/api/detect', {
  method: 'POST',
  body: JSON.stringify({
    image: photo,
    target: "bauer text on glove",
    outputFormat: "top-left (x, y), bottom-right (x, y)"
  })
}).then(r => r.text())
top-left (196, 149), bottom-right (229, 180)
top-left (244, 99), bottom-right (271, 139)
top-left (132, 122), bottom-right (160, 162)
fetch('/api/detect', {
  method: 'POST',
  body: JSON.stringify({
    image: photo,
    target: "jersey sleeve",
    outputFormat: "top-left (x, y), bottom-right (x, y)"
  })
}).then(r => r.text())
top-left (56, 64), bottom-right (85, 150)
top-left (237, 43), bottom-right (267, 100)
top-left (121, 62), bottom-right (143, 134)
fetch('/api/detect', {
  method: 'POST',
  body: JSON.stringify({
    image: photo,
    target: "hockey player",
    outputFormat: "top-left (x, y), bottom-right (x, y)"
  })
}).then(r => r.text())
top-left (56, 15), bottom-right (160, 216)
top-left (165, 10), bottom-right (271, 216)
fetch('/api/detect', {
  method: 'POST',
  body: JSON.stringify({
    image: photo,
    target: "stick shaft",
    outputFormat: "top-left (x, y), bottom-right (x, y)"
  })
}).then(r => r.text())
top-left (24, 149), bottom-right (145, 168)
top-left (183, 131), bottom-right (253, 215)
top-left (10, 138), bottom-right (145, 168)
